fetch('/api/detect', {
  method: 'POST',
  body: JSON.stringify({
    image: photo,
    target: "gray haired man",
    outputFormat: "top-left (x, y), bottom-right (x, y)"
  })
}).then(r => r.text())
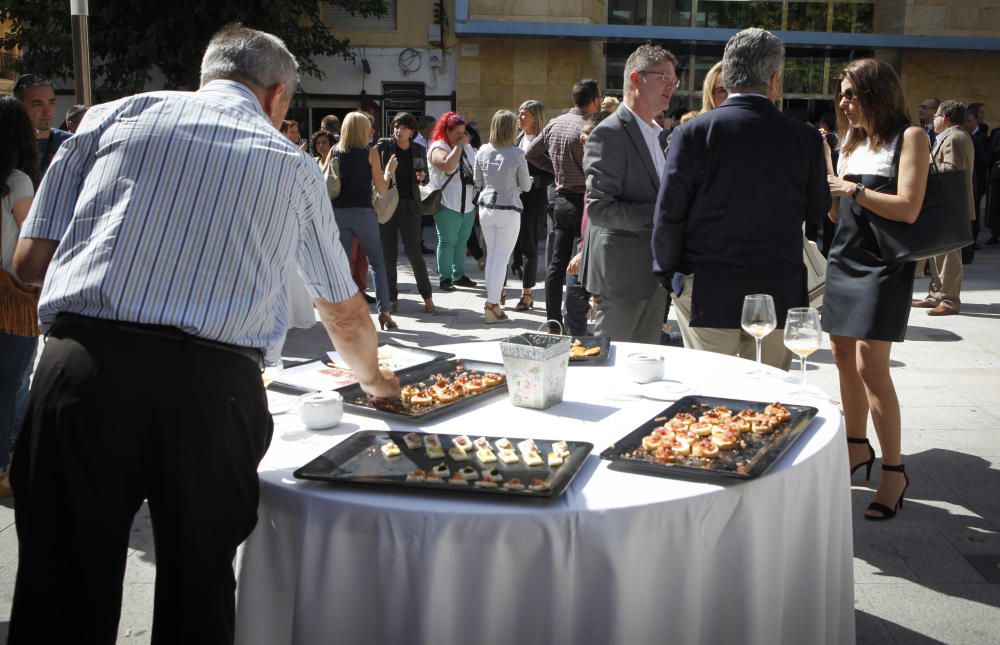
top-left (653, 28), bottom-right (830, 367)
top-left (10, 25), bottom-right (398, 643)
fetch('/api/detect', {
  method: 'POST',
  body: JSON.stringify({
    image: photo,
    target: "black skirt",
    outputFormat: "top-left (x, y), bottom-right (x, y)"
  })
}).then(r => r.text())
top-left (821, 174), bottom-right (915, 342)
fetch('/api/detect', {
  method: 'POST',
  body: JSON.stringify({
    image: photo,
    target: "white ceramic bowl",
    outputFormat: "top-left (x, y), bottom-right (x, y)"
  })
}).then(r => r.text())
top-left (298, 391), bottom-right (344, 430)
top-left (626, 353), bottom-right (665, 384)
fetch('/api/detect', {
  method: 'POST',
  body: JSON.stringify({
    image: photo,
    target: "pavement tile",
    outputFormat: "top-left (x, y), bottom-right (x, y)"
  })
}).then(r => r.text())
top-left (938, 526), bottom-right (1000, 555)
top-left (117, 583), bottom-right (154, 645)
top-left (854, 587), bottom-right (897, 645)
top-left (878, 528), bottom-right (985, 583)
top-left (853, 530), bottom-right (917, 583)
top-left (859, 582), bottom-right (1000, 644)
top-left (0, 526), bottom-right (16, 571)
top-left (899, 405), bottom-right (1000, 432)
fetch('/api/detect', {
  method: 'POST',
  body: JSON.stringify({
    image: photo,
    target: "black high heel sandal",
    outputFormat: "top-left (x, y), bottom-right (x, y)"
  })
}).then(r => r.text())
top-left (864, 464), bottom-right (909, 521)
top-left (848, 437), bottom-right (876, 481)
top-left (515, 295), bottom-right (533, 312)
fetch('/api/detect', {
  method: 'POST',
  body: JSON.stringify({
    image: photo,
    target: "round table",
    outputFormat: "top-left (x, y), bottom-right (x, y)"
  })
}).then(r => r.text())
top-left (235, 342), bottom-right (854, 645)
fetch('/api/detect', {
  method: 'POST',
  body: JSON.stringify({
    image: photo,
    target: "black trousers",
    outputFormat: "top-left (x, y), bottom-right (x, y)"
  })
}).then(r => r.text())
top-left (9, 314), bottom-right (273, 645)
top-left (380, 198), bottom-right (434, 299)
top-left (511, 186), bottom-right (548, 289)
top-left (544, 192), bottom-right (584, 325)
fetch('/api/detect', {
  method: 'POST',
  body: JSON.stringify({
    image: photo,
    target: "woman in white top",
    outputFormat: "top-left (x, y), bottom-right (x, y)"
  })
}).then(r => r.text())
top-left (475, 110), bottom-right (532, 323)
top-left (822, 58), bottom-right (929, 521)
top-left (0, 97), bottom-right (40, 497)
top-left (510, 100), bottom-right (549, 311)
top-left (427, 112), bottom-right (478, 291)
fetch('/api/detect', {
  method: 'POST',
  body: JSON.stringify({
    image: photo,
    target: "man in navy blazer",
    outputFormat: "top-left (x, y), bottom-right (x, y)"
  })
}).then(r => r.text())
top-left (652, 28), bottom-right (830, 368)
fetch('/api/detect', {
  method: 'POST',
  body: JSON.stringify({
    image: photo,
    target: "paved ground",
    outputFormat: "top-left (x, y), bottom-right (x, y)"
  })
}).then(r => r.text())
top-left (1, 234), bottom-right (998, 644)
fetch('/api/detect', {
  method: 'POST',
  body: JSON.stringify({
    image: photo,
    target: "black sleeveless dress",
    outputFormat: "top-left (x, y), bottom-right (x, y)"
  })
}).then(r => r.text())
top-left (821, 173), bottom-right (916, 342)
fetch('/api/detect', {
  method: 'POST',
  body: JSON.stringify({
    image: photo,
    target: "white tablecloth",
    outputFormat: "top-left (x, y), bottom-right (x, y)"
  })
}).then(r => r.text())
top-left (235, 342), bottom-right (854, 645)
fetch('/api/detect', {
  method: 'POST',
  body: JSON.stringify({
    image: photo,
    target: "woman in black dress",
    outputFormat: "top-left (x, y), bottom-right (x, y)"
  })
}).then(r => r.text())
top-left (823, 59), bottom-right (929, 521)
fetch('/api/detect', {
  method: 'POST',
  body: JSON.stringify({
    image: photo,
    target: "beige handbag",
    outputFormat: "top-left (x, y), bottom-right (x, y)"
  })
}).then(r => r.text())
top-left (372, 173), bottom-right (399, 225)
top-left (803, 236), bottom-right (826, 308)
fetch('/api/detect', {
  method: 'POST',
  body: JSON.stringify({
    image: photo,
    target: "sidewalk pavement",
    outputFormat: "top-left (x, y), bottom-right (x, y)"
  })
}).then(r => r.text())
top-left (1, 242), bottom-right (998, 644)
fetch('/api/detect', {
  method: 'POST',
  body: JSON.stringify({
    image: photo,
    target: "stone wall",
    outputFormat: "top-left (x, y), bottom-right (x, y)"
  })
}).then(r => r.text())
top-left (900, 50), bottom-right (1000, 116)
top-left (457, 38), bottom-right (604, 128)
top-left (874, 0), bottom-right (1000, 37)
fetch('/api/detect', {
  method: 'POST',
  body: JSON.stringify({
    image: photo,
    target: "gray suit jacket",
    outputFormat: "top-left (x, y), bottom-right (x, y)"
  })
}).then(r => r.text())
top-left (580, 104), bottom-right (661, 299)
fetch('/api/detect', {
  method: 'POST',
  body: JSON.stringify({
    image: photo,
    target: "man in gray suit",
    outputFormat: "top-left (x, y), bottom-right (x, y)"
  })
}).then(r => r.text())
top-left (581, 44), bottom-right (677, 343)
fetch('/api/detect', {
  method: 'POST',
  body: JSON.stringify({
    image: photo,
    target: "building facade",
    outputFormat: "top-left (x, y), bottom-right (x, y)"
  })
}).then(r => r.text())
top-left (7, 2), bottom-right (999, 136)
top-left (453, 0), bottom-right (1000, 128)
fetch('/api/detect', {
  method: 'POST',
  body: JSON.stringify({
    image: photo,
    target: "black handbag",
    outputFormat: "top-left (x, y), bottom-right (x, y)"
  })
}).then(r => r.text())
top-left (860, 131), bottom-right (973, 263)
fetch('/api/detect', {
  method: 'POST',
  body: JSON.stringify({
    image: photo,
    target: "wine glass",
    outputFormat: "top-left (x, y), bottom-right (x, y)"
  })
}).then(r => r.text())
top-left (783, 307), bottom-right (823, 393)
top-left (741, 294), bottom-right (776, 378)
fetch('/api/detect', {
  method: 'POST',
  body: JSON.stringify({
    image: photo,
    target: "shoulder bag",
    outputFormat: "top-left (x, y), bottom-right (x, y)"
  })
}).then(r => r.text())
top-left (372, 172), bottom-right (400, 225)
top-left (863, 131), bottom-right (973, 263)
top-left (419, 168), bottom-right (457, 216)
top-left (0, 216), bottom-right (40, 337)
top-left (803, 236), bottom-right (826, 307)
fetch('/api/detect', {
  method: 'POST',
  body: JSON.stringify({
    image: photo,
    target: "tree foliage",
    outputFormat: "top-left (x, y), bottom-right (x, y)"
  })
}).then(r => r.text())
top-left (1, 0), bottom-right (386, 100)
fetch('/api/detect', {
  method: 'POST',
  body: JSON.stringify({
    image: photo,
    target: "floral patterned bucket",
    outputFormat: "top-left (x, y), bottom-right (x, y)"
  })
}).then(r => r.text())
top-left (499, 332), bottom-right (571, 410)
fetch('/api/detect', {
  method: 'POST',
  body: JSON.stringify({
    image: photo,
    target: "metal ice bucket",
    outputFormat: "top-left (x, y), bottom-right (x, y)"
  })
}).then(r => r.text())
top-left (499, 331), bottom-right (571, 410)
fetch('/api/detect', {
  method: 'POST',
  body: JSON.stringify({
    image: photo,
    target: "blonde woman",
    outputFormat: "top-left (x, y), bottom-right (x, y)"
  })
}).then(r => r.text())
top-left (474, 110), bottom-right (531, 323)
top-left (601, 95), bottom-right (621, 113)
top-left (700, 61), bottom-right (727, 113)
top-left (331, 111), bottom-right (399, 330)
top-left (511, 99), bottom-right (550, 310)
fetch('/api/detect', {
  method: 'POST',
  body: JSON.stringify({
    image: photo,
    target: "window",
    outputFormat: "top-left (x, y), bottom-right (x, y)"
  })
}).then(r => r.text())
top-left (321, 0), bottom-right (397, 31)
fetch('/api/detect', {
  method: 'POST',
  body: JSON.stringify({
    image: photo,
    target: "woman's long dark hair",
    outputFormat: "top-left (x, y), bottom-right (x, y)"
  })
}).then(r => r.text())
top-left (834, 58), bottom-right (911, 157)
top-left (0, 96), bottom-right (40, 197)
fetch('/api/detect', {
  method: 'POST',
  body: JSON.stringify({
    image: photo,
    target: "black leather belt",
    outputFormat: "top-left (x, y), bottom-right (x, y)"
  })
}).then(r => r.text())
top-left (52, 313), bottom-right (264, 369)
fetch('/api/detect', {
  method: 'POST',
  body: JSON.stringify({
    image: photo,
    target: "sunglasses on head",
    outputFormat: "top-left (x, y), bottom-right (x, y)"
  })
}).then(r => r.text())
top-left (446, 114), bottom-right (466, 126)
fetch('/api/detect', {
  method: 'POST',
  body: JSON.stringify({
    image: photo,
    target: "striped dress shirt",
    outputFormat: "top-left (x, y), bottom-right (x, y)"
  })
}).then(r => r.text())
top-left (20, 80), bottom-right (355, 357)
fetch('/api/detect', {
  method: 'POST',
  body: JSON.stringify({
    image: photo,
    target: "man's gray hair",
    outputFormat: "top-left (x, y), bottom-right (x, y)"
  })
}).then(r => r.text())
top-left (623, 44), bottom-right (679, 95)
top-left (200, 25), bottom-right (299, 94)
top-left (722, 28), bottom-right (784, 94)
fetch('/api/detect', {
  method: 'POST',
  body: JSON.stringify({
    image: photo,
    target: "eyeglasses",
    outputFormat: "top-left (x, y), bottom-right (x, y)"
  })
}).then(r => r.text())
top-left (933, 113), bottom-right (945, 119)
top-left (840, 88), bottom-right (859, 102)
top-left (640, 71), bottom-right (681, 89)
top-left (445, 114), bottom-right (467, 126)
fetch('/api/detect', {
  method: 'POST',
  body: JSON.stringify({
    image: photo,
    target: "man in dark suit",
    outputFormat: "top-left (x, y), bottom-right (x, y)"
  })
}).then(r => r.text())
top-left (581, 44), bottom-right (677, 343)
top-left (652, 28), bottom-right (831, 368)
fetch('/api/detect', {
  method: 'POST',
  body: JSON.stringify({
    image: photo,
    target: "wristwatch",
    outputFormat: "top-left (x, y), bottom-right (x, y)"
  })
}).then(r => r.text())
top-left (850, 182), bottom-right (865, 201)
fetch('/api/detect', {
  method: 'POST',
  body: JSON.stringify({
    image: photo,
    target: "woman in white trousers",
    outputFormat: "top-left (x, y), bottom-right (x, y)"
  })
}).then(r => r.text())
top-left (474, 110), bottom-right (532, 323)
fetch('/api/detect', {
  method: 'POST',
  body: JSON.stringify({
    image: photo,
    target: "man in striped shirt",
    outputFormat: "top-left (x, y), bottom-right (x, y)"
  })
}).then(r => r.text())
top-left (10, 25), bottom-right (399, 644)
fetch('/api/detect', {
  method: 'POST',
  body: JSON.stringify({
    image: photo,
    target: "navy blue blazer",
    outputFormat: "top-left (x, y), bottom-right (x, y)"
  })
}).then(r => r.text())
top-left (652, 95), bottom-right (831, 328)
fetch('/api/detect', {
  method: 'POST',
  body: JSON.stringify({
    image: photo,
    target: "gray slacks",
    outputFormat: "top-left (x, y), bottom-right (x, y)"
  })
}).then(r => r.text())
top-left (593, 284), bottom-right (668, 344)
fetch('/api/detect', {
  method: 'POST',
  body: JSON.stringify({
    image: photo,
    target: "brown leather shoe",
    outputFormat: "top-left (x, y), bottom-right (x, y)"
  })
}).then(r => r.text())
top-left (911, 298), bottom-right (937, 308)
top-left (927, 305), bottom-right (958, 316)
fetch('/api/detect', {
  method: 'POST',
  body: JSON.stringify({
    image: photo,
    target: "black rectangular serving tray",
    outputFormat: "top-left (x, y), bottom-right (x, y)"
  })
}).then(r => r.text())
top-left (294, 430), bottom-right (593, 498)
top-left (600, 395), bottom-right (819, 481)
top-left (336, 358), bottom-right (508, 422)
top-left (568, 336), bottom-right (612, 365)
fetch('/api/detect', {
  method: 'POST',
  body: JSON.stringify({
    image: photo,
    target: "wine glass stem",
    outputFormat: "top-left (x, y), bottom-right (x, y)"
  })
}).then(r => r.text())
top-left (800, 356), bottom-right (808, 385)
top-left (755, 337), bottom-right (762, 366)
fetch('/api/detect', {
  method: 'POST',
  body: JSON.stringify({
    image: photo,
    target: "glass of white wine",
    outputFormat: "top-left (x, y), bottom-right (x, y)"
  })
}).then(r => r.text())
top-left (783, 307), bottom-right (823, 392)
top-left (741, 294), bottom-right (776, 378)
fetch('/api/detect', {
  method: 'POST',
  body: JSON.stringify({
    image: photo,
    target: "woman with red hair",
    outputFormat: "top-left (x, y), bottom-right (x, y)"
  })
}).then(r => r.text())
top-left (427, 112), bottom-right (478, 291)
